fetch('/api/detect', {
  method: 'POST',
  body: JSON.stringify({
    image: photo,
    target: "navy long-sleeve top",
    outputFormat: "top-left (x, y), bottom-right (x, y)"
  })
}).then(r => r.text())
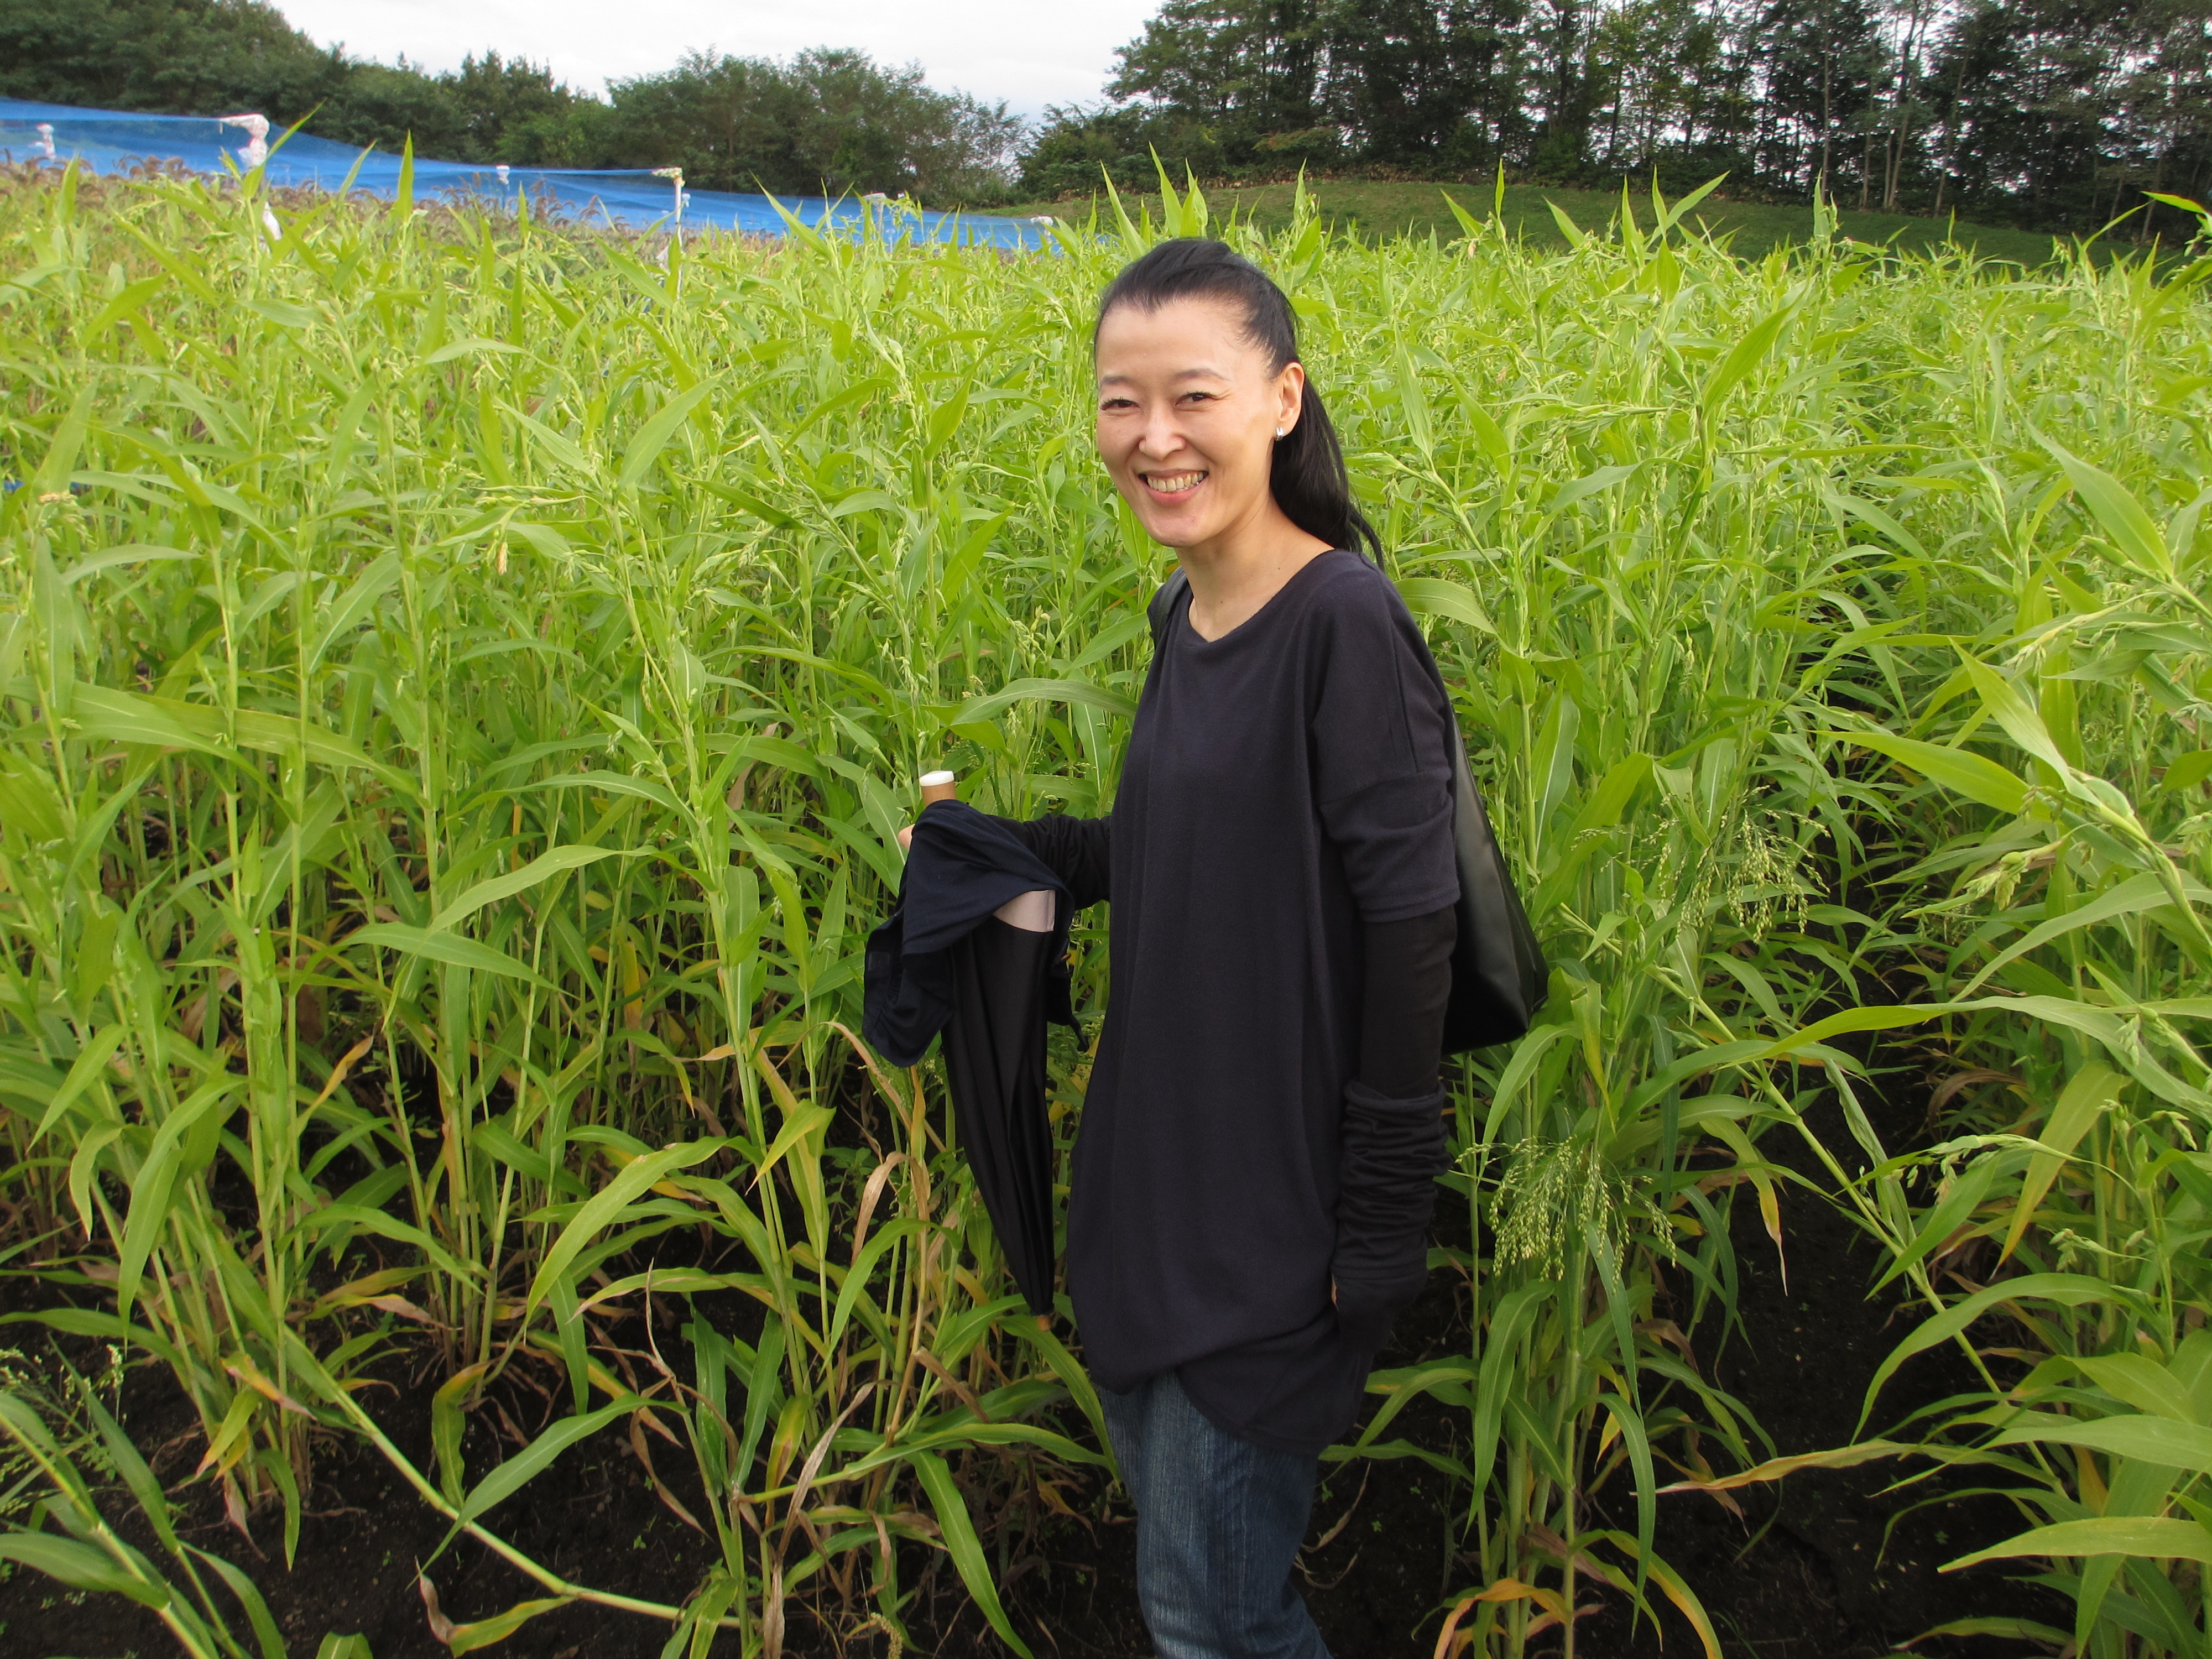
top-left (1010, 551), bottom-right (1459, 1454)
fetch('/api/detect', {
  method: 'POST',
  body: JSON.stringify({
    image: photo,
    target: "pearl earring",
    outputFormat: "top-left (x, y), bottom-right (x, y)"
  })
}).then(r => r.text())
top-left (1275, 427), bottom-right (1286, 439)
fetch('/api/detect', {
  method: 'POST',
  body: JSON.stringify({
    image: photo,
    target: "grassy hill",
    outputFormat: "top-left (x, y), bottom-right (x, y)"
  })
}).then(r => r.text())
top-left (997, 176), bottom-right (2112, 265)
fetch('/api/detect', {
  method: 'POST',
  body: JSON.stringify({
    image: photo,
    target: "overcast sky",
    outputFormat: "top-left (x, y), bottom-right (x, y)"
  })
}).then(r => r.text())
top-left (278, 0), bottom-right (1161, 121)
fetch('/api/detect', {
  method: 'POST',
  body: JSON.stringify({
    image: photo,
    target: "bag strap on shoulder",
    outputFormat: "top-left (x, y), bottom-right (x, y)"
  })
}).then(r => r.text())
top-left (1146, 567), bottom-right (1190, 650)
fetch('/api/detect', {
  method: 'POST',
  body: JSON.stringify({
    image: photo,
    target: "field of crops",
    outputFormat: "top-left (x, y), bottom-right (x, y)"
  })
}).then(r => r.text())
top-left (0, 158), bottom-right (2208, 1659)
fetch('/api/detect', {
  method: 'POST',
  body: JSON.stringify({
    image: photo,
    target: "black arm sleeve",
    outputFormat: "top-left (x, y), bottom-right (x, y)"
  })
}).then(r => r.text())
top-left (1333, 901), bottom-right (1457, 1353)
top-left (1001, 814), bottom-right (1112, 910)
top-left (1357, 904), bottom-right (1456, 1098)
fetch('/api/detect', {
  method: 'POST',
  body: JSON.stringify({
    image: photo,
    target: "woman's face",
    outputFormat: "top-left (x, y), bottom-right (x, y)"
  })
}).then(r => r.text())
top-left (1094, 296), bottom-right (1305, 551)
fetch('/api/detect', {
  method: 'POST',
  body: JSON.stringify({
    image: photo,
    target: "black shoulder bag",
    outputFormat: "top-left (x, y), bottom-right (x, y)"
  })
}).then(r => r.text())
top-left (1146, 567), bottom-right (1548, 1052)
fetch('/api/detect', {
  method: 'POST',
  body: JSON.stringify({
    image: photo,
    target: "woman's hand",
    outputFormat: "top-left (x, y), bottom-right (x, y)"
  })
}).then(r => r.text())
top-left (897, 823), bottom-right (915, 853)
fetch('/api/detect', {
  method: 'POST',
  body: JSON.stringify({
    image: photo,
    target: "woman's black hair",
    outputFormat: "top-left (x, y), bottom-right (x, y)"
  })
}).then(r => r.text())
top-left (1094, 238), bottom-right (1380, 560)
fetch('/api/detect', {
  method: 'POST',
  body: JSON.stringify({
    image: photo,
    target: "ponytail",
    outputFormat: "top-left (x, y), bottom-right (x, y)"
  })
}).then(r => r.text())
top-left (1094, 238), bottom-right (1380, 560)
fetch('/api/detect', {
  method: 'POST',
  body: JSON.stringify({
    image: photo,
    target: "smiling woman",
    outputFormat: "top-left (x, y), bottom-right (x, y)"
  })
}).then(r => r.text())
top-left (1093, 238), bottom-right (1380, 637)
top-left (980, 239), bottom-right (1463, 1657)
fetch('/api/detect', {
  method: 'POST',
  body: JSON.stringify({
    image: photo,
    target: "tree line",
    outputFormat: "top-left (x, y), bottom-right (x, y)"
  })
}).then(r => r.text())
top-left (10, 0), bottom-right (2209, 231)
top-left (1025, 0), bottom-right (2212, 232)
top-left (0, 0), bottom-right (1021, 204)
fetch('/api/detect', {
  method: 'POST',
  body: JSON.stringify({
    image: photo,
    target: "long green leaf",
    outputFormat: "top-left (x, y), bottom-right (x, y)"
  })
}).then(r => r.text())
top-left (308, 552), bottom-right (401, 671)
top-left (117, 1074), bottom-right (245, 1321)
top-left (526, 1141), bottom-right (725, 1316)
top-left (0, 1533), bottom-right (166, 1606)
top-left (1395, 576), bottom-right (1497, 635)
top-left (1861, 1274), bottom-right (2135, 1432)
top-left (2042, 434), bottom-right (2174, 579)
top-left (1992, 1412), bottom-right (2212, 1474)
top-left (617, 382), bottom-right (713, 489)
top-left (342, 924), bottom-right (555, 990)
top-left (452, 1396), bottom-right (646, 1529)
top-left (1844, 731), bottom-right (2031, 814)
top-left (910, 1449), bottom-right (1034, 1658)
top-left (1703, 306), bottom-right (1791, 411)
top-left (1945, 1516), bottom-right (2212, 1571)
top-left (430, 843), bottom-right (633, 935)
top-left (31, 1025), bottom-right (122, 1140)
top-left (952, 676), bottom-right (1139, 726)
top-left (448, 1594), bottom-right (573, 1653)
top-left (1965, 873), bottom-right (2209, 997)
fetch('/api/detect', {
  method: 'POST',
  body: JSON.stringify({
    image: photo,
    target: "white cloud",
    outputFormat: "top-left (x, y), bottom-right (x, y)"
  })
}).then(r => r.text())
top-left (278, 0), bottom-right (1158, 119)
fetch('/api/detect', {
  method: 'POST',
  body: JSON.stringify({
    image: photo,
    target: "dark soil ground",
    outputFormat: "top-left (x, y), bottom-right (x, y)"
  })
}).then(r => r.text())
top-left (0, 1034), bottom-right (2065, 1659)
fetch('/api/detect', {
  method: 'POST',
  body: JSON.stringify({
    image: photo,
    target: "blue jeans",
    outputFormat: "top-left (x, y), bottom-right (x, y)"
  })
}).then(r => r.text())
top-left (1099, 1370), bottom-right (1333, 1659)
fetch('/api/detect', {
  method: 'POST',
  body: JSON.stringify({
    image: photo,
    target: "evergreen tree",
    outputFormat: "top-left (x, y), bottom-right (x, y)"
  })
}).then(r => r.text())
top-left (2126, 0), bottom-right (2212, 237)
top-left (1524, 0), bottom-right (1601, 175)
top-left (1110, 1), bottom-right (1329, 147)
top-left (1927, 0), bottom-right (2141, 226)
top-left (1587, 0), bottom-right (1755, 184)
top-left (1324, 0), bottom-right (1521, 168)
top-left (1755, 0), bottom-right (1887, 196)
top-left (1016, 102), bottom-right (1234, 195)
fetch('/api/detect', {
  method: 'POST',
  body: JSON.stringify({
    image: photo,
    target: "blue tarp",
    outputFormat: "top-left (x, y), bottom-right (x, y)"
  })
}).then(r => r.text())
top-left (0, 97), bottom-right (1055, 249)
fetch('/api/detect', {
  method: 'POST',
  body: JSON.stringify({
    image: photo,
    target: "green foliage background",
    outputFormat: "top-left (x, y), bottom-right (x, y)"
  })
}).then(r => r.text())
top-left (0, 163), bottom-right (2208, 1655)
